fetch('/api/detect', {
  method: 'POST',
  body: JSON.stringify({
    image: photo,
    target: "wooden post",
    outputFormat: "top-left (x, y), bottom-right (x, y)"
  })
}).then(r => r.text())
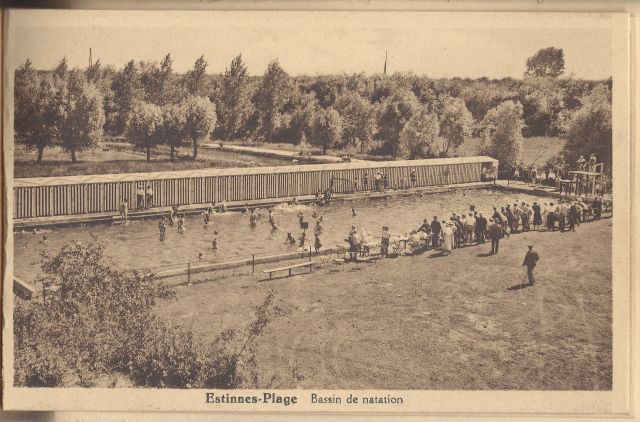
top-left (187, 262), bottom-right (191, 285)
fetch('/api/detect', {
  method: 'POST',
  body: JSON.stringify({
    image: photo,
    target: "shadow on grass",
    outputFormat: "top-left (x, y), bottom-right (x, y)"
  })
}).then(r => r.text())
top-left (476, 252), bottom-right (494, 258)
top-left (507, 282), bottom-right (533, 291)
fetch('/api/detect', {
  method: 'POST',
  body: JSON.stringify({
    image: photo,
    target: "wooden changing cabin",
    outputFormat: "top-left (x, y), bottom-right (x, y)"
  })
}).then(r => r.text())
top-left (13, 156), bottom-right (498, 221)
top-left (558, 163), bottom-right (606, 196)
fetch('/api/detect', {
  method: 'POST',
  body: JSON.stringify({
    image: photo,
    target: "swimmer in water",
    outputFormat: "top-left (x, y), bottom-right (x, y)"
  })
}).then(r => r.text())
top-left (312, 210), bottom-right (318, 219)
top-left (42, 234), bottom-right (48, 243)
top-left (203, 212), bottom-right (210, 226)
top-left (243, 204), bottom-right (250, 213)
top-left (298, 232), bottom-right (306, 248)
top-left (168, 212), bottom-right (175, 226)
top-left (159, 217), bottom-right (167, 240)
top-left (285, 232), bottom-right (296, 245)
top-left (211, 231), bottom-right (218, 250)
top-left (352, 207), bottom-right (357, 217)
top-left (198, 252), bottom-right (203, 259)
top-left (314, 234), bottom-right (322, 252)
top-left (249, 209), bottom-right (258, 227)
top-left (177, 215), bottom-right (185, 233)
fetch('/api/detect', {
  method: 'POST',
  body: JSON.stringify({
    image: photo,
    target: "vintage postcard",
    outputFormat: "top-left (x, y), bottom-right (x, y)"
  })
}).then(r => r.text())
top-left (1, 8), bottom-right (634, 416)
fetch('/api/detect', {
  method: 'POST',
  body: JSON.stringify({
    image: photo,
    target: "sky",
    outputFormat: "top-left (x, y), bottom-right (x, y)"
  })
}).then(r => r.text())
top-left (10, 10), bottom-right (613, 79)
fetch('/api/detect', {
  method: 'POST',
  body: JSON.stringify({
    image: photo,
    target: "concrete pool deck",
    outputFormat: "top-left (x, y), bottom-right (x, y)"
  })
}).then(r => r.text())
top-left (13, 179), bottom-right (610, 231)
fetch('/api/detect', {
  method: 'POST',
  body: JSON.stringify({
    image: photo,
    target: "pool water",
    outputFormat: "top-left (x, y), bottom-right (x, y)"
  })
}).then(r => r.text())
top-left (13, 188), bottom-right (544, 281)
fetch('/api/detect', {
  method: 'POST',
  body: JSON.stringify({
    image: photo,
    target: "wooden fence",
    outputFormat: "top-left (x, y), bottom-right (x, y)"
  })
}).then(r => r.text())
top-left (13, 156), bottom-right (498, 220)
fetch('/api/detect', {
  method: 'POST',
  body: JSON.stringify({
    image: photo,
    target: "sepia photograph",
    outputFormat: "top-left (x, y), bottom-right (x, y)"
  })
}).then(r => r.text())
top-left (2, 8), bottom-right (633, 414)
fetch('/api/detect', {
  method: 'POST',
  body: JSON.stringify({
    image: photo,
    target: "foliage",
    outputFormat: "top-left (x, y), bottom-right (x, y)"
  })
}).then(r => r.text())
top-left (14, 241), bottom-right (286, 388)
top-left (184, 55), bottom-right (209, 97)
top-left (126, 101), bottom-right (164, 161)
top-left (310, 107), bottom-right (343, 154)
top-left (333, 91), bottom-right (377, 152)
top-left (217, 54), bottom-right (253, 140)
top-left (438, 96), bottom-right (474, 156)
top-left (398, 107), bottom-right (441, 159)
top-left (184, 95), bottom-right (217, 158)
top-left (254, 60), bottom-right (294, 142)
top-left (161, 102), bottom-right (189, 161)
top-left (480, 100), bottom-right (524, 169)
top-left (562, 85), bottom-right (612, 169)
top-left (140, 54), bottom-right (175, 106)
top-left (59, 71), bottom-right (106, 162)
top-left (375, 89), bottom-right (420, 157)
top-left (110, 60), bottom-right (142, 134)
top-left (524, 47), bottom-right (565, 78)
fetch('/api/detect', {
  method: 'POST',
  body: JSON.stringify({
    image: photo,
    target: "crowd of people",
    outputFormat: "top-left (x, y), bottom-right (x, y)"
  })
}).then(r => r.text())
top-left (341, 195), bottom-right (606, 262)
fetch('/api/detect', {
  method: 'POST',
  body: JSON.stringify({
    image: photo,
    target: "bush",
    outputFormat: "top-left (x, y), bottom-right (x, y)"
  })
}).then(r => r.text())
top-left (14, 241), bottom-right (284, 388)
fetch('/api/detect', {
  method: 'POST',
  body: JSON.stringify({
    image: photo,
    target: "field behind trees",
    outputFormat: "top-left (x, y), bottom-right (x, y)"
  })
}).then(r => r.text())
top-left (14, 48), bottom-right (612, 178)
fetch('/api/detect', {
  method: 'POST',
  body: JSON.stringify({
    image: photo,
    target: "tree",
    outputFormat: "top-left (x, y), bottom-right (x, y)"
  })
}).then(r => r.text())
top-left (111, 60), bottom-right (142, 134)
top-left (375, 89), bottom-right (419, 157)
top-left (53, 57), bottom-right (69, 80)
top-left (184, 55), bottom-right (208, 97)
top-left (161, 102), bottom-right (188, 161)
top-left (524, 47), bottom-right (565, 78)
top-left (398, 107), bottom-right (441, 159)
top-left (333, 91), bottom-right (377, 152)
top-left (218, 54), bottom-right (253, 140)
top-left (480, 100), bottom-right (524, 169)
top-left (126, 101), bottom-right (163, 161)
top-left (562, 85), bottom-right (612, 169)
top-left (289, 93), bottom-right (319, 145)
top-left (438, 96), bottom-right (473, 156)
top-left (59, 71), bottom-right (106, 162)
top-left (184, 96), bottom-right (217, 159)
top-left (140, 54), bottom-right (174, 106)
top-left (310, 107), bottom-right (343, 155)
top-left (25, 78), bottom-right (64, 162)
top-left (254, 60), bottom-right (293, 142)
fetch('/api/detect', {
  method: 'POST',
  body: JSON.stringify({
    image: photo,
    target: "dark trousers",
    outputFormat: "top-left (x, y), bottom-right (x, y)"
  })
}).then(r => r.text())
top-left (527, 265), bottom-right (536, 284)
top-left (491, 238), bottom-right (499, 254)
top-left (432, 233), bottom-right (440, 248)
top-left (137, 194), bottom-right (144, 209)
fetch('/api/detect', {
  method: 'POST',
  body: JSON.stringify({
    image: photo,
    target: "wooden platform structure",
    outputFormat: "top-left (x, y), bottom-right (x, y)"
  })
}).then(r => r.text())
top-left (558, 163), bottom-right (606, 197)
top-left (13, 156), bottom-right (498, 221)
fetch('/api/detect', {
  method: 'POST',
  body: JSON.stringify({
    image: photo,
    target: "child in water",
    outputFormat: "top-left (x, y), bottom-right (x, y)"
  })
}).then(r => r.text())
top-left (203, 212), bottom-right (210, 226)
top-left (177, 215), bottom-right (185, 234)
top-left (159, 217), bottom-right (167, 240)
top-left (314, 234), bottom-right (322, 252)
top-left (285, 232), bottom-right (296, 245)
top-left (211, 231), bottom-right (218, 250)
top-left (298, 232), bottom-right (306, 248)
top-left (249, 209), bottom-right (258, 226)
top-left (352, 207), bottom-right (357, 217)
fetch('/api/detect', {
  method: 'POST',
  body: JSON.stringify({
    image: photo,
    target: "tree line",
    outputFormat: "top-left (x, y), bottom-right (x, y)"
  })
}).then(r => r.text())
top-left (15, 47), bottom-right (613, 169)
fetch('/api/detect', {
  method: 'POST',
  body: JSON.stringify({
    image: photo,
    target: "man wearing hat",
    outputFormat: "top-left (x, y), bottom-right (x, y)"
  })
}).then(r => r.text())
top-left (522, 245), bottom-right (540, 285)
top-left (488, 219), bottom-right (502, 254)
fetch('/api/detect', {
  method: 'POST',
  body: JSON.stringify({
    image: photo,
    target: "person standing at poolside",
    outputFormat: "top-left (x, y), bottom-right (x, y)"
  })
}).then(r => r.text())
top-left (363, 173), bottom-right (369, 192)
top-left (145, 183), bottom-right (154, 209)
top-left (211, 231), bottom-right (219, 250)
top-left (119, 198), bottom-right (129, 223)
top-left (410, 169), bottom-right (417, 186)
top-left (381, 226), bottom-right (391, 256)
top-left (532, 202), bottom-right (542, 229)
top-left (475, 213), bottom-right (487, 244)
top-left (440, 223), bottom-right (453, 255)
top-left (136, 184), bottom-right (145, 210)
top-left (488, 219), bottom-right (502, 255)
top-left (430, 216), bottom-right (442, 248)
top-left (522, 245), bottom-right (540, 285)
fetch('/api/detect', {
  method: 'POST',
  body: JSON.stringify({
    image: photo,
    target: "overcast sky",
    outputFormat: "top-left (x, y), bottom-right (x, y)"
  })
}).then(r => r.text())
top-left (10, 10), bottom-right (613, 79)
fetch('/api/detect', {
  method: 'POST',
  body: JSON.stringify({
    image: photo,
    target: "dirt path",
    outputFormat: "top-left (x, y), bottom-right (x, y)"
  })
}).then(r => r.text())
top-left (158, 218), bottom-right (612, 390)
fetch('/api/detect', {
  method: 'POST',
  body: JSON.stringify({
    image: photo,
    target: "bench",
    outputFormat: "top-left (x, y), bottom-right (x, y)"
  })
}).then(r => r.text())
top-left (263, 261), bottom-right (315, 279)
top-left (14, 277), bottom-right (36, 300)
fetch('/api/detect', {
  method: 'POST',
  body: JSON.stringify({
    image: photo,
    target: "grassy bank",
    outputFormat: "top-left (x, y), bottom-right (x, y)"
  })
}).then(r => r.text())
top-left (14, 144), bottom-right (294, 178)
top-left (158, 217), bottom-right (612, 390)
top-left (459, 136), bottom-right (566, 167)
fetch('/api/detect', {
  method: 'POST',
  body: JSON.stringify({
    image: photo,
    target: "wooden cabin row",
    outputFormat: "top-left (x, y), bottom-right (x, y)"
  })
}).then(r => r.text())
top-left (13, 156), bottom-right (498, 220)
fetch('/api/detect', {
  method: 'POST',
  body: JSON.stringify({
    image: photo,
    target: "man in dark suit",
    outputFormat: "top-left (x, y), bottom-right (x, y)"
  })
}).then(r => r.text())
top-left (475, 213), bottom-right (487, 244)
top-left (430, 216), bottom-right (441, 248)
top-left (488, 219), bottom-right (502, 254)
top-left (522, 245), bottom-right (540, 285)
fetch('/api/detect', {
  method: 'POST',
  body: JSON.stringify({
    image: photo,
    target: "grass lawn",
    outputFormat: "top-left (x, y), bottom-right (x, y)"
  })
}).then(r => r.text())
top-left (459, 136), bottom-right (566, 167)
top-left (158, 216), bottom-right (612, 390)
top-left (13, 144), bottom-right (294, 178)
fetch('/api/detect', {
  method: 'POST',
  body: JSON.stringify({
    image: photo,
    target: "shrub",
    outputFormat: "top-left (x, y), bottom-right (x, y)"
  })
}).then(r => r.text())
top-left (14, 240), bottom-right (285, 388)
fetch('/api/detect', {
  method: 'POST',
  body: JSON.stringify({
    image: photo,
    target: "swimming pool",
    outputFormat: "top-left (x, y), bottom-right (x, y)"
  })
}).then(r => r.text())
top-left (13, 187), bottom-right (545, 281)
